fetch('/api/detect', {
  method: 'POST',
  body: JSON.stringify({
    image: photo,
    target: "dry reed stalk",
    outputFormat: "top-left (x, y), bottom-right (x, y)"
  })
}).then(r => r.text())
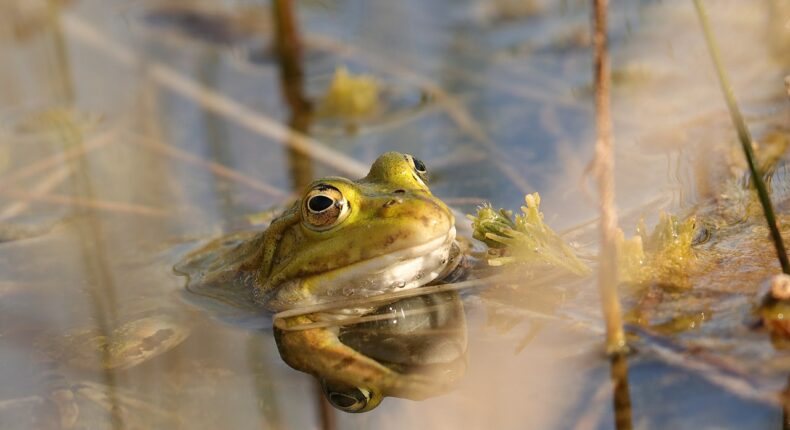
top-left (272, 0), bottom-right (315, 193)
top-left (0, 165), bottom-right (71, 220)
top-left (0, 127), bottom-right (116, 186)
top-left (590, 0), bottom-right (626, 354)
top-left (134, 136), bottom-right (287, 198)
top-left (0, 187), bottom-right (171, 218)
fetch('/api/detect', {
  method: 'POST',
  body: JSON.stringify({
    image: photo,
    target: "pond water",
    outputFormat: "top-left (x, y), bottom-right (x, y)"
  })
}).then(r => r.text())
top-left (0, 0), bottom-right (789, 428)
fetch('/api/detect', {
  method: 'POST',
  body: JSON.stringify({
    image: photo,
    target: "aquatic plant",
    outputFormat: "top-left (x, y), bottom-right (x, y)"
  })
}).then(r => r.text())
top-left (467, 193), bottom-right (590, 276)
top-left (318, 66), bottom-right (381, 118)
top-left (617, 214), bottom-right (696, 288)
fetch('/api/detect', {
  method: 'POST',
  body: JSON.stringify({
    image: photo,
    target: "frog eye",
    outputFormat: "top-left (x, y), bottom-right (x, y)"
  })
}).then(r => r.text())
top-left (411, 156), bottom-right (426, 174)
top-left (302, 185), bottom-right (350, 231)
top-left (405, 154), bottom-right (428, 184)
top-left (321, 380), bottom-right (381, 413)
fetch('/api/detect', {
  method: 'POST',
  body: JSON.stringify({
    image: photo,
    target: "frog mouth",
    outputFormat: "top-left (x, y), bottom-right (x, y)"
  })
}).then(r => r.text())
top-left (267, 227), bottom-right (457, 311)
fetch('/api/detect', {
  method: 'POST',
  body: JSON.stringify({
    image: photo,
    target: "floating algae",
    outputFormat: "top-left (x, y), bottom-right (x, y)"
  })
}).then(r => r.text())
top-left (618, 213), bottom-right (698, 289)
top-left (467, 193), bottom-right (590, 276)
top-left (317, 66), bottom-right (381, 118)
top-left (468, 193), bottom-right (698, 287)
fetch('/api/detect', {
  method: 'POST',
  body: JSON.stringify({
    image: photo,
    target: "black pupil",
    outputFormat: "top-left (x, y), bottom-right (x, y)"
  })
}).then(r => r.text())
top-left (413, 157), bottom-right (426, 173)
top-left (308, 195), bottom-right (334, 212)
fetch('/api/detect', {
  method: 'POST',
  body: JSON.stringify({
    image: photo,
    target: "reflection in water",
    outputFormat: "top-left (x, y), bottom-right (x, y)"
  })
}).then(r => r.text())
top-left (141, 5), bottom-right (269, 47)
top-left (277, 291), bottom-right (467, 412)
top-left (784, 376), bottom-right (790, 430)
top-left (609, 354), bottom-right (633, 430)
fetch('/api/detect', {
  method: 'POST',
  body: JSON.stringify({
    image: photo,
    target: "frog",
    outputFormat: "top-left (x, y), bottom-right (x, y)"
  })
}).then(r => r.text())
top-left (176, 151), bottom-right (470, 412)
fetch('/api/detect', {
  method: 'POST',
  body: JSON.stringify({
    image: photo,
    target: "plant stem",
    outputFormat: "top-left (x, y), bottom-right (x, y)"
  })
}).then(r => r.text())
top-left (592, 0), bottom-right (627, 354)
top-left (693, 0), bottom-right (790, 275)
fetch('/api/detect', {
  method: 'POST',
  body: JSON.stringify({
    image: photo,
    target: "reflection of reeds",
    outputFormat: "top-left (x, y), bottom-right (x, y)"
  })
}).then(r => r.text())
top-left (783, 375), bottom-right (790, 430)
top-left (629, 325), bottom-right (780, 407)
top-left (609, 353), bottom-right (632, 430)
top-left (571, 354), bottom-right (632, 430)
top-left (692, 0), bottom-right (790, 275)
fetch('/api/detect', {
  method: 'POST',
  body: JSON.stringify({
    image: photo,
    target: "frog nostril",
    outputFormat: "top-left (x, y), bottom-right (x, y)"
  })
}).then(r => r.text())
top-left (393, 189), bottom-right (406, 194)
top-left (382, 199), bottom-right (398, 208)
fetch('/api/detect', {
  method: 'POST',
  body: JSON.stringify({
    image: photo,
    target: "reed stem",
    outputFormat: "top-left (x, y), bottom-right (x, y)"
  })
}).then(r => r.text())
top-left (693, 0), bottom-right (790, 275)
top-left (592, 0), bottom-right (627, 355)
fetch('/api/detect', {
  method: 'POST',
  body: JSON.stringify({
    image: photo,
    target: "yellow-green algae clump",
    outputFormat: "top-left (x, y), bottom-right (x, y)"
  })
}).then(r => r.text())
top-left (318, 66), bottom-right (381, 118)
top-left (617, 213), bottom-right (697, 288)
top-left (468, 193), bottom-right (590, 276)
top-left (468, 193), bottom-right (697, 286)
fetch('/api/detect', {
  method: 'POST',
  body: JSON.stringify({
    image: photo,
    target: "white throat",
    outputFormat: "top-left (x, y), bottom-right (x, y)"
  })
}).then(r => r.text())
top-left (267, 226), bottom-right (457, 311)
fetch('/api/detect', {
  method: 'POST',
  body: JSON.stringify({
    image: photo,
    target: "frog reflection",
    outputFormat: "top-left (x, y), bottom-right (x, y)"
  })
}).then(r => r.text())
top-left (280, 291), bottom-right (467, 412)
top-left (177, 152), bottom-right (470, 412)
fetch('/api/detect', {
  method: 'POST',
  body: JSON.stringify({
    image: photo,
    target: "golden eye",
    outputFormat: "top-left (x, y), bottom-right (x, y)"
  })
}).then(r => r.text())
top-left (302, 185), bottom-right (349, 230)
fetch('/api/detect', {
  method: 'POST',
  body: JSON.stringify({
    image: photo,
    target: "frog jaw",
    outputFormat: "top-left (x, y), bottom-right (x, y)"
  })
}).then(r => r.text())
top-left (265, 226), bottom-right (457, 311)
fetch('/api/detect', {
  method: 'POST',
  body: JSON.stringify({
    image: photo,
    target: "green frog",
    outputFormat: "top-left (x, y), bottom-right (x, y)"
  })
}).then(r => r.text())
top-left (176, 152), bottom-right (469, 412)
